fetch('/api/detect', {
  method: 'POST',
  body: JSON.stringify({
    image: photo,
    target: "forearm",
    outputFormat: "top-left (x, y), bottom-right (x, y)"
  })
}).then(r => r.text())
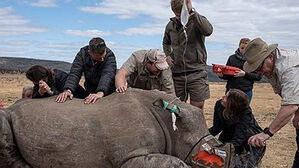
top-left (269, 105), bottom-right (298, 134)
top-left (115, 69), bottom-right (128, 88)
top-left (192, 11), bottom-right (213, 36)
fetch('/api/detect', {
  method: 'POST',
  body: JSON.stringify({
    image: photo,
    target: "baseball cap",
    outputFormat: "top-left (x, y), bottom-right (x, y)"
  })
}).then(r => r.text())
top-left (147, 49), bottom-right (169, 70)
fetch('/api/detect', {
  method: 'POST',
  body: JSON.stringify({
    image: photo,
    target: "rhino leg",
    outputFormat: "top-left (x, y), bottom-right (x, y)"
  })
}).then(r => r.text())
top-left (120, 154), bottom-right (189, 168)
top-left (0, 110), bottom-right (31, 168)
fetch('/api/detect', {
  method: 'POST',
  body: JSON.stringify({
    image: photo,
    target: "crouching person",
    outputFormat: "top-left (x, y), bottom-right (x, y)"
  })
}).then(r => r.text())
top-left (56, 37), bottom-right (116, 104)
top-left (115, 49), bottom-right (174, 94)
top-left (209, 89), bottom-right (265, 167)
top-left (26, 65), bottom-right (86, 99)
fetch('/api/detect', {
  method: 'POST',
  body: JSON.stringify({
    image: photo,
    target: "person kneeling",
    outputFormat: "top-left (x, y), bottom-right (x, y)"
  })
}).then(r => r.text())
top-left (26, 65), bottom-right (86, 99)
top-left (209, 89), bottom-right (265, 167)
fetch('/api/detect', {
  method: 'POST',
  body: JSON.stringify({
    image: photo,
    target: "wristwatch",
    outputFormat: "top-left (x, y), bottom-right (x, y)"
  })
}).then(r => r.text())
top-left (189, 8), bottom-right (195, 14)
top-left (263, 127), bottom-right (274, 137)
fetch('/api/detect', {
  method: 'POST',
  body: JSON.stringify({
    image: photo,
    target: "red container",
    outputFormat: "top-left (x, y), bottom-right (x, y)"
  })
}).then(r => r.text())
top-left (212, 64), bottom-right (240, 76)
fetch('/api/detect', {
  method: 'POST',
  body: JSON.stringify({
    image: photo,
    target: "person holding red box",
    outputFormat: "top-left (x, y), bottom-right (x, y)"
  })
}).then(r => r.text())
top-left (217, 38), bottom-right (262, 104)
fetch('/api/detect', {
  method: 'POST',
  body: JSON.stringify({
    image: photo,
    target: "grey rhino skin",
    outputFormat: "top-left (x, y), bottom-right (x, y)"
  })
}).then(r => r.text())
top-left (0, 88), bottom-right (209, 168)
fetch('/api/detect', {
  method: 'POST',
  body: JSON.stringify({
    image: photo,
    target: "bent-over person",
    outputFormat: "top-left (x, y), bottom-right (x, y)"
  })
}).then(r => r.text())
top-left (243, 38), bottom-right (299, 168)
top-left (56, 37), bottom-right (116, 104)
top-left (115, 49), bottom-right (174, 94)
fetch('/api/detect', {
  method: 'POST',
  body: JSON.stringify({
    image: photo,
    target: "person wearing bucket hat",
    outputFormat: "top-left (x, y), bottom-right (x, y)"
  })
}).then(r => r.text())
top-left (244, 37), bottom-right (299, 168)
top-left (115, 49), bottom-right (174, 94)
top-left (163, 0), bottom-right (213, 110)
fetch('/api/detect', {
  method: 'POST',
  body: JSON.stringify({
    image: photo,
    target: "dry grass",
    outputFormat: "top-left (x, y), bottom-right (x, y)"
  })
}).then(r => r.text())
top-left (0, 73), bottom-right (296, 167)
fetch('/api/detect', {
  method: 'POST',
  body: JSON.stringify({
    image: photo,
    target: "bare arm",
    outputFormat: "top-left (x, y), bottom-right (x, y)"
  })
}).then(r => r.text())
top-left (269, 105), bottom-right (298, 133)
top-left (115, 68), bottom-right (129, 93)
top-left (248, 105), bottom-right (298, 147)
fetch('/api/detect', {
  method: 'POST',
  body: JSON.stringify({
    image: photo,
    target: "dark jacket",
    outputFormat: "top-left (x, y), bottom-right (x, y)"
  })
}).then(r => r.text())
top-left (163, 11), bottom-right (213, 73)
top-left (209, 100), bottom-right (263, 154)
top-left (221, 49), bottom-right (262, 91)
top-left (32, 69), bottom-right (85, 98)
top-left (64, 46), bottom-right (116, 96)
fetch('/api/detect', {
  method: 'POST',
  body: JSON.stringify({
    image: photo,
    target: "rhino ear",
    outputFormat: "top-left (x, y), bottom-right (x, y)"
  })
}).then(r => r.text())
top-left (153, 98), bottom-right (164, 108)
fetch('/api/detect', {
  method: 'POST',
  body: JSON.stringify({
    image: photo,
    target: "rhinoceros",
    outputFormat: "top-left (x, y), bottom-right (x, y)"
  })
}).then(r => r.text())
top-left (0, 88), bottom-right (229, 168)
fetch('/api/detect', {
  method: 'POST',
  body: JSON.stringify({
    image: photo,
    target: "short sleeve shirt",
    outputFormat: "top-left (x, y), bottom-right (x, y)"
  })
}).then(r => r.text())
top-left (121, 50), bottom-right (174, 93)
top-left (268, 49), bottom-right (299, 105)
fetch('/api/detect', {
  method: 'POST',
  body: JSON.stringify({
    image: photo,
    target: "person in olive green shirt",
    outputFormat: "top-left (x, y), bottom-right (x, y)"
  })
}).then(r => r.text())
top-left (163, 0), bottom-right (213, 110)
top-left (115, 49), bottom-right (174, 94)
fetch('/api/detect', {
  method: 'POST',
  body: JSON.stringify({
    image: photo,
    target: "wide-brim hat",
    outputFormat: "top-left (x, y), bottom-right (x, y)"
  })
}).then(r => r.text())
top-left (147, 49), bottom-right (169, 70)
top-left (243, 38), bottom-right (278, 72)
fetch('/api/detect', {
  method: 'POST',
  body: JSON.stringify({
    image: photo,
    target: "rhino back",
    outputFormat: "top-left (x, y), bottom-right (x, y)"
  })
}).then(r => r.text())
top-left (9, 89), bottom-right (167, 168)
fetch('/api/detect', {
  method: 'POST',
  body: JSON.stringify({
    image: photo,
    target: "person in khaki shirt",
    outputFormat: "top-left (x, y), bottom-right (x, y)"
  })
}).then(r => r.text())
top-left (243, 38), bottom-right (299, 168)
top-left (115, 49), bottom-right (174, 94)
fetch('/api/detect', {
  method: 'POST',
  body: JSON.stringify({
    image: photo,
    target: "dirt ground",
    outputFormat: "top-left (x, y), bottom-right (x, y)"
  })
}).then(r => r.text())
top-left (0, 73), bottom-right (296, 167)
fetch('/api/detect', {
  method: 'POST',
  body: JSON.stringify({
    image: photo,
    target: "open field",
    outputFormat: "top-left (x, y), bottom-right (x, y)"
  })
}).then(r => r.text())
top-left (0, 73), bottom-right (296, 167)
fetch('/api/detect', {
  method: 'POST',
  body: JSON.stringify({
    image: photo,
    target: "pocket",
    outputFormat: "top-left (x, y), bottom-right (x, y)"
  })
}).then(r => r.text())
top-left (196, 48), bottom-right (207, 64)
top-left (170, 31), bottom-right (179, 45)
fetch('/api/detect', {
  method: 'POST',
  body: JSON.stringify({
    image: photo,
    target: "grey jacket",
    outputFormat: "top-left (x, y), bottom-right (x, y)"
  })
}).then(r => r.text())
top-left (163, 11), bottom-right (213, 73)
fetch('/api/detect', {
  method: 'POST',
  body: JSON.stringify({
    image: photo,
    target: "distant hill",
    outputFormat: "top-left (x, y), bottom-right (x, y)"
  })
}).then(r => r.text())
top-left (0, 57), bottom-right (71, 73)
top-left (0, 57), bottom-right (266, 82)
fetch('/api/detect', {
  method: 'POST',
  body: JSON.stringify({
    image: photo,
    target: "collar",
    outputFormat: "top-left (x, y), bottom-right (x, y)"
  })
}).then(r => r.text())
top-left (235, 49), bottom-right (246, 61)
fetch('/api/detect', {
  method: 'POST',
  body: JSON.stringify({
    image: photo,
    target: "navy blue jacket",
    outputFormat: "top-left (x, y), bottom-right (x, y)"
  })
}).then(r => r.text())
top-left (221, 49), bottom-right (262, 91)
top-left (64, 46), bottom-right (116, 96)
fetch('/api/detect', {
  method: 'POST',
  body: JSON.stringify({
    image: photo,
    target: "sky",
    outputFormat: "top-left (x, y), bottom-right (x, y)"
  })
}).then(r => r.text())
top-left (1, 0), bottom-right (299, 67)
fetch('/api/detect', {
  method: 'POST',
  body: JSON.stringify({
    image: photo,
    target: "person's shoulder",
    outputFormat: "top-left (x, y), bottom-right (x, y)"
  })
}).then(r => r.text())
top-left (165, 17), bottom-right (176, 28)
top-left (238, 107), bottom-right (253, 120)
top-left (80, 45), bottom-right (89, 52)
top-left (54, 69), bottom-right (67, 75)
top-left (131, 50), bottom-right (147, 61)
top-left (105, 47), bottom-right (115, 56)
top-left (228, 53), bottom-right (238, 60)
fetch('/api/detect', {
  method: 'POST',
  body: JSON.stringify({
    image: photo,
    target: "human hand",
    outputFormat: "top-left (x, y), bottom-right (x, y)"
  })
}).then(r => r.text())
top-left (56, 91), bottom-right (73, 103)
top-left (248, 133), bottom-right (270, 147)
top-left (216, 72), bottom-right (223, 77)
top-left (116, 83), bottom-right (127, 93)
top-left (38, 80), bottom-right (51, 95)
top-left (166, 56), bottom-right (174, 67)
top-left (84, 92), bottom-right (104, 104)
top-left (234, 70), bottom-right (245, 77)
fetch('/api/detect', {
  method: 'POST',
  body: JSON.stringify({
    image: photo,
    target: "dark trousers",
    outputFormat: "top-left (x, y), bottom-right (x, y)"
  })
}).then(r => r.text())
top-left (292, 129), bottom-right (299, 168)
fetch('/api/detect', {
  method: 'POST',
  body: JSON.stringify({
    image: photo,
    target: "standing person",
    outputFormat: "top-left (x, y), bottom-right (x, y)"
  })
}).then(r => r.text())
top-left (115, 49), bottom-right (174, 94)
top-left (163, 0), bottom-right (213, 110)
top-left (26, 65), bottom-right (85, 99)
top-left (243, 38), bottom-right (299, 168)
top-left (217, 38), bottom-right (262, 104)
top-left (56, 37), bottom-right (117, 104)
top-left (209, 89), bottom-right (265, 167)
